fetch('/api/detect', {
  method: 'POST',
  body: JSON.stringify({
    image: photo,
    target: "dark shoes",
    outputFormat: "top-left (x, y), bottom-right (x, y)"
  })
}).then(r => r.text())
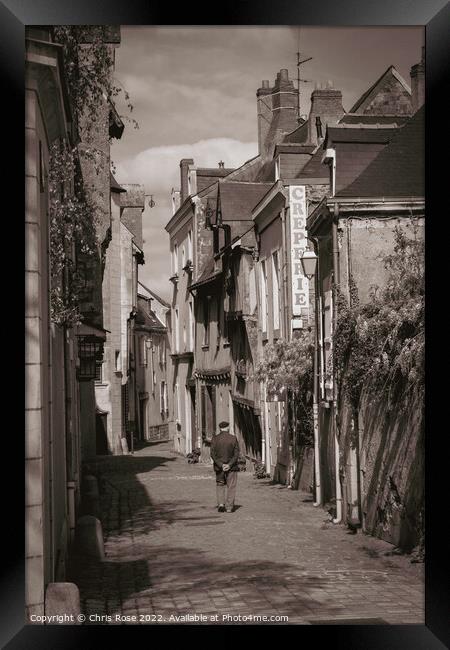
top-left (218, 504), bottom-right (235, 512)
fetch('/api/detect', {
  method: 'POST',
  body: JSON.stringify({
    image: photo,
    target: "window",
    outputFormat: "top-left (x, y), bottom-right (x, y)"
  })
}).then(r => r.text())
top-left (172, 244), bottom-right (178, 275)
top-left (202, 298), bottom-right (210, 347)
top-left (174, 307), bottom-right (179, 352)
top-left (175, 382), bottom-right (181, 423)
top-left (159, 337), bottom-right (166, 365)
top-left (140, 337), bottom-right (148, 366)
top-left (260, 260), bottom-right (268, 335)
top-left (208, 385), bottom-right (217, 437)
top-left (95, 362), bottom-right (103, 383)
top-left (182, 245), bottom-right (186, 269)
top-left (323, 288), bottom-right (334, 401)
top-left (272, 251), bottom-right (281, 333)
top-left (115, 350), bottom-right (121, 372)
top-left (160, 381), bottom-right (166, 413)
top-left (39, 141), bottom-right (46, 193)
top-left (189, 300), bottom-right (194, 350)
top-left (201, 385), bottom-right (216, 441)
top-left (275, 155), bottom-right (280, 181)
top-left (188, 230), bottom-right (193, 261)
top-left (183, 323), bottom-right (187, 350)
top-left (216, 297), bottom-right (221, 347)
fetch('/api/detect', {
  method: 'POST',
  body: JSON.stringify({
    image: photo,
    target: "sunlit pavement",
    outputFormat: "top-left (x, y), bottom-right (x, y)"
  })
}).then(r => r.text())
top-left (70, 440), bottom-right (424, 625)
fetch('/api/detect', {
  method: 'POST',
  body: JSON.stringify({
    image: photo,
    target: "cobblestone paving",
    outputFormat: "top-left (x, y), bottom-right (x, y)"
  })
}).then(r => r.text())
top-left (71, 441), bottom-right (424, 626)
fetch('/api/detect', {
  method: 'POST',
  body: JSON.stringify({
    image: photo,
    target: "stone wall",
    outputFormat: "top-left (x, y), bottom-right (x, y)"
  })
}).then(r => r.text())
top-left (337, 380), bottom-right (424, 550)
top-left (362, 74), bottom-right (412, 116)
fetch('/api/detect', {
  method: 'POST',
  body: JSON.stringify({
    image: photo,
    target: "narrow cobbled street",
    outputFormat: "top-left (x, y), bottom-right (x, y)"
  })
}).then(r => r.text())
top-left (71, 441), bottom-right (424, 625)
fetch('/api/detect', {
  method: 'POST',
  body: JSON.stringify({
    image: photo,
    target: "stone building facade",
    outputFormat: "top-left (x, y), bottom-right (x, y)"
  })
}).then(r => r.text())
top-left (162, 53), bottom-right (424, 552)
top-left (25, 25), bottom-right (123, 620)
top-left (308, 104), bottom-right (424, 548)
top-left (95, 181), bottom-right (145, 455)
top-left (134, 283), bottom-right (172, 443)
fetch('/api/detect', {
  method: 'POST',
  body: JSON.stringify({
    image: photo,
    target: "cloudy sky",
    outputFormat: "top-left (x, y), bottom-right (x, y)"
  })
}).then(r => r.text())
top-left (112, 26), bottom-right (423, 300)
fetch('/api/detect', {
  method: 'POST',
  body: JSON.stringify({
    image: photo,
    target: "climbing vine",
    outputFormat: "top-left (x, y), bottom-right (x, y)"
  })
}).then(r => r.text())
top-left (332, 225), bottom-right (424, 411)
top-left (253, 331), bottom-right (314, 447)
top-left (49, 139), bottom-right (98, 326)
top-left (52, 26), bottom-right (138, 143)
top-left (48, 26), bottom-right (138, 325)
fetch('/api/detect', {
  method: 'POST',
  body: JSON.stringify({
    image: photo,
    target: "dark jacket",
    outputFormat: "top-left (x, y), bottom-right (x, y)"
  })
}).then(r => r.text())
top-left (210, 432), bottom-right (240, 473)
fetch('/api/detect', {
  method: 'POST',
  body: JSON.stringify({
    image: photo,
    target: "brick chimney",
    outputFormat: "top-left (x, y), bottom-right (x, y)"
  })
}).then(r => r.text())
top-left (410, 46), bottom-right (425, 113)
top-left (307, 82), bottom-right (345, 145)
top-left (180, 158), bottom-right (194, 202)
top-left (257, 69), bottom-right (297, 160)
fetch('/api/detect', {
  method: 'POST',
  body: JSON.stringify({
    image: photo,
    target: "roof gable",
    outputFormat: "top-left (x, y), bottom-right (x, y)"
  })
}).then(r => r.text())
top-left (349, 66), bottom-right (412, 116)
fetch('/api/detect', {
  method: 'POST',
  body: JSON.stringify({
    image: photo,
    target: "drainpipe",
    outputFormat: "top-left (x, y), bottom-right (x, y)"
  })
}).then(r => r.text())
top-left (281, 204), bottom-right (293, 483)
top-left (280, 205), bottom-right (290, 342)
top-left (310, 236), bottom-right (322, 507)
top-left (332, 203), bottom-right (342, 524)
top-left (67, 480), bottom-right (76, 543)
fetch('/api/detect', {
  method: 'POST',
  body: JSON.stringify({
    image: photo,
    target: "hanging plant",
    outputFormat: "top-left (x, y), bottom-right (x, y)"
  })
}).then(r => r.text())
top-left (253, 331), bottom-right (314, 447)
top-left (49, 139), bottom-right (98, 326)
top-left (47, 26), bottom-right (139, 326)
top-left (53, 25), bottom-right (138, 181)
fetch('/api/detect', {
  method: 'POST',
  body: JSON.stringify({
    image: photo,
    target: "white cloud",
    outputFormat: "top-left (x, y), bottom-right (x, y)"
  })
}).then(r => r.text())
top-left (115, 137), bottom-right (257, 193)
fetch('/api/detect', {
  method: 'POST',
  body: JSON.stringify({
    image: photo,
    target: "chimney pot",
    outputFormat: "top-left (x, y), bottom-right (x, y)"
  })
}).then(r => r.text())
top-left (280, 69), bottom-right (289, 80)
top-left (262, 80), bottom-right (270, 88)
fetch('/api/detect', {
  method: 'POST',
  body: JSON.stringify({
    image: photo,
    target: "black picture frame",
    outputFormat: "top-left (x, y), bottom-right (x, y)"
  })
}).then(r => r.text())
top-left (7, 0), bottom-right (448, 647)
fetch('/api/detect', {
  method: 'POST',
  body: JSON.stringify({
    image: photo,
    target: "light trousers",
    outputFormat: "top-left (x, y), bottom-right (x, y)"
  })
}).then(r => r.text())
top-left (215, 470), bottom-right (238, 508)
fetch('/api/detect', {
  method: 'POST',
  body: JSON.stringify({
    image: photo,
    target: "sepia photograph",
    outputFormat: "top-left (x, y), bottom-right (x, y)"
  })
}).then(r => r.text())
top-left (23, 19), bottom-right (431, 633)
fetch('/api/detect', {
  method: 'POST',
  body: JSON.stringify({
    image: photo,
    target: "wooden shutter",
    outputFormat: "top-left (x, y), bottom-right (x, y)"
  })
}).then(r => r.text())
top-left (323, 289), bottom-right (333, 401)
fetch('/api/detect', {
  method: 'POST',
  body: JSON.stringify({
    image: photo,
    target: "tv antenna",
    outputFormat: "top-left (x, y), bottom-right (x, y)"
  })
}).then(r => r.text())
top-left (296, 30), bottom-right (313, 122)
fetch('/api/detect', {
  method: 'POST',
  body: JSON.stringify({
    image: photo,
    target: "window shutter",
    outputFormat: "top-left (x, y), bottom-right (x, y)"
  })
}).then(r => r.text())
top-left (323, 289), bottom-right (333, 401)
top-left (318, 295), bottom-right (325, 400)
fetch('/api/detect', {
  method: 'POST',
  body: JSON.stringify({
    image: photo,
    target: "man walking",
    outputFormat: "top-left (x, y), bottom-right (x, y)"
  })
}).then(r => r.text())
top-left (210, 421), bottom-right (240, 513)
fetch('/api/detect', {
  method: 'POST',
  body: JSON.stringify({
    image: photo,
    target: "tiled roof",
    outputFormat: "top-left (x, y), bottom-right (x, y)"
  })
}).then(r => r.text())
top-left (326, 126), bottom-right (399, 146)
top-left (137, 281), bottom-right (170, 308)
top-left (196, 168), bottom-right (235, 192)
top-left (296, 146), bottom-right (328, 179)
top-left (255, 158), bottom-right (276, 182)
top-left (197, 168), bottom-right (234, 177)
top-left (135, 305), bottom-right (166, 331)
top-left (190, 258), bottom-right (222, 290)
top-left (336, 106), bottom-right (424, 198)
top-left (219, 182), bottom-right (273, 221)
top-left (223, 155), bottom-right (261, 182)
top-left (274, 144), bottom-right (316, 154)
top-left (110, 173), bottom-right (126, 192)
top-left (282, 120), bottom-right (309, 144)
top-left (339, 114), bottom-right (410, 127)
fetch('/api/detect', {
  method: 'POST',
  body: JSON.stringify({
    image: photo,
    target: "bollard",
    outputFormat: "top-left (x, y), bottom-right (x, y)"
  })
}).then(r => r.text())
top-left (45, 582), bottom-right (82, 624)
top-left (81, 475), bottom-right (100, 518)
top-left (74, 515), bottom-right (105, 560)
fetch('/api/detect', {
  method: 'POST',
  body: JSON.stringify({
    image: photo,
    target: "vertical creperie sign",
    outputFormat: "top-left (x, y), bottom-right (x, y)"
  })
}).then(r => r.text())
top-left (289, 185), bottom-right (308, 321)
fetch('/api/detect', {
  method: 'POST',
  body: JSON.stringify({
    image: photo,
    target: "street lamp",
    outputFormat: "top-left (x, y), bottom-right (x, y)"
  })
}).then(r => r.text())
top-left (300, 242), bottom-right (318, 280)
